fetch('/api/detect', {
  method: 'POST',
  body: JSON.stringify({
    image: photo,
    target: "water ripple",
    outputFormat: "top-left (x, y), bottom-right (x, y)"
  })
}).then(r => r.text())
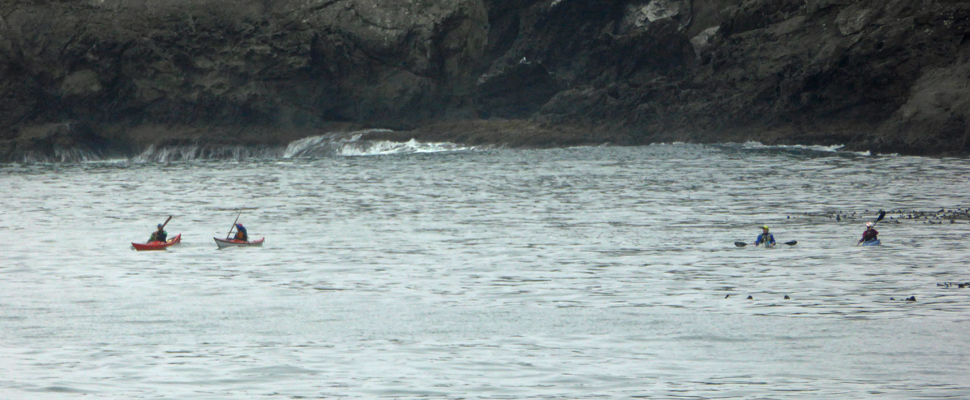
top-left (1, 145), bottom-right (969, 398)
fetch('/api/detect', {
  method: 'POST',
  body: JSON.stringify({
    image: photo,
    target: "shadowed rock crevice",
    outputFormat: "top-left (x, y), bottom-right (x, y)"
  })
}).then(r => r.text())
top-left (476, 61), bottom-right (564, 118)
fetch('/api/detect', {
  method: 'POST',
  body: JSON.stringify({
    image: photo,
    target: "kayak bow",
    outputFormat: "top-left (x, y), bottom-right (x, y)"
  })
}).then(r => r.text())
top-left (132, 234), bottom-right (182, 251)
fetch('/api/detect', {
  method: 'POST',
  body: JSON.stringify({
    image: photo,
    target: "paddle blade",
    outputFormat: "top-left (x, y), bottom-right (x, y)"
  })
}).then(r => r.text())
top-left (784, 240), bottom-right (797, 246)
top-left (734, 241), bottom-right (748, 247)
top-left (876, 210), bottom-right (886, 223)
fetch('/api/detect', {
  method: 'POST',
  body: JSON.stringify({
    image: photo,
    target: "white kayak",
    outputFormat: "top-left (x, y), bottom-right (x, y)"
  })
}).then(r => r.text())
top-left (734, 241), bottom-right (795, 248)
top-left (213, 237), bottom-right (265, 249)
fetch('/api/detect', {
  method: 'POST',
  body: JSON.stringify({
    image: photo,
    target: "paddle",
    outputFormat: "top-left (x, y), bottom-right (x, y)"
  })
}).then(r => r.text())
top-left (226, 206), bottom-right (244, 239)
top-left (873, 210), bottom-right (886, 225)
top-left (160, 215), bottom-right (173, 230)
top-left (735, 240), bottom-right (797, 247)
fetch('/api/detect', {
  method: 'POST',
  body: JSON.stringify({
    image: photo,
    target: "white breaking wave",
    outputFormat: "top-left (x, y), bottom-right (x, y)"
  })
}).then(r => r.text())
top-left (124, 129), bottom-right (472, 162)
top-left (15, 148), bottom-right (103, 163)
top-left (338, 138), bottom-right (472, 156)
top-left (284, 130), bottom-right (472, 158)
top-left (131, 144), bottom-right (285, 163)
top-left (731, 141), bottom-right (874, 156)
top-left (282, 131), bottom-right (373, 158)
top-left (283, 134), bottom-right (352, 158)
top-left (739, 141), bottom-right (846, 153)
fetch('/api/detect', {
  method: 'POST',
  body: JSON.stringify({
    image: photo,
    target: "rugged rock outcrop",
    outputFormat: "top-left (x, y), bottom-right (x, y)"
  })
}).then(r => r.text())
top-left (0, 0), bottom-right (488, 160)
top-left (526, 0), bottom-right (970, 154)
top-left (867, 48), bottom-right (970, 155)
top-left (2, 0), bottom-right (970, 161)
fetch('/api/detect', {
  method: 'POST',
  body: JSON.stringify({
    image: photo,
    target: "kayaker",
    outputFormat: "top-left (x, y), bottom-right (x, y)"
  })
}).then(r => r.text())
top-left (858, 222), bottom-right (878, 245)
top-left (149, 224), bottom-right (168, 243)
top-left (234, 223), bottom-right (248, 241)
top-left (754, 225), bottom-right (775, 246)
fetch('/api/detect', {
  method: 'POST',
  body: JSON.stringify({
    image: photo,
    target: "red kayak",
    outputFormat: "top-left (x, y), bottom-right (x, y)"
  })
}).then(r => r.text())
top-left (132, 234), bottom-right (182, 251)
top-left (213, 237), bottom-right (264, 249)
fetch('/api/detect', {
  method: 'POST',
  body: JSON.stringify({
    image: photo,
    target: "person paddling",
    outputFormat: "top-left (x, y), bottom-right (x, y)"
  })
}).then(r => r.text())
top-left (149, 223), bottom-right (168, 243)
top-left (858, 222), bottom-right (878, 245)
top-left (754, 225), bottom-right (775, 247)
top-left (233, 223), bottom-right (248, 241)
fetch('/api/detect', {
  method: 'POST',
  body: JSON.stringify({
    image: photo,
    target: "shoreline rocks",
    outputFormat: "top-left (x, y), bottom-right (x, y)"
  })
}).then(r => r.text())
top-left (2, 0), bottom-right (970, 162)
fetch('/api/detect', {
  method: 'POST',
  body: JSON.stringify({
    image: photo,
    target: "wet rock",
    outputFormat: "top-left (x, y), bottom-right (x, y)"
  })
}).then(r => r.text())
top-left (60, 70), bottom-right (103, 97)
top-left (619, 0), bottom-right (692, 35)
top-left (690, 26), bottom-right (721, 59)
top-left (835, 2), bottom-right (881, 36)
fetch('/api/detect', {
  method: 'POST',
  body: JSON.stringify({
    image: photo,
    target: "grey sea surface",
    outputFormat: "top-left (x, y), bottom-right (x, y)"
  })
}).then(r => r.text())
top-left (1, 143), bottom-right (969, 399)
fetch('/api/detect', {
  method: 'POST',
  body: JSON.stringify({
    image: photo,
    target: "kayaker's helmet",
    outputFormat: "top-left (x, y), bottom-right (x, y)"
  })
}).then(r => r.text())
top-left (762, 225), bottom-right (769, 231)
top-left (157, 224), bottom-right (163, 229)
top-left (866, 222), bottom-right (873, 227)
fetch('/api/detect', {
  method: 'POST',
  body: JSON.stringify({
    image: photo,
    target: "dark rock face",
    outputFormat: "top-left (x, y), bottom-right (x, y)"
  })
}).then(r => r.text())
top-left (2, 0), bottom-right (970, 160)
top-left (869, 61), bottom-right (970, 155)
top-left (510, 0), bottom-right (970, 155)
top-left (0, 0), bottom-right (488, 160)
top-left (680, 0), bottom-right (970, 155)
top-left (476, 61), bottom-right (564, 118)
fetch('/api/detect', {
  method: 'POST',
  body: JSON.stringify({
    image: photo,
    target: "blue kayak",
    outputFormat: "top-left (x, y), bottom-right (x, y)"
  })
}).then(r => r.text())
top-left (862, 239), bottom-right (881, 246)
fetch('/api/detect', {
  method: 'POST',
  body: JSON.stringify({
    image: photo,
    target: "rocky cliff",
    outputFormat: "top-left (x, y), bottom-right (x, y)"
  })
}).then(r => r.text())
top-left (1, 0), bottom-right (969, 161)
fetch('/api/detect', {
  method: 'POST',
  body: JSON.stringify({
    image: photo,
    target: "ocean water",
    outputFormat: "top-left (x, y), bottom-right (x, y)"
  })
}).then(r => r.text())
top-left (1, 141), bottom-right (969, 399)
